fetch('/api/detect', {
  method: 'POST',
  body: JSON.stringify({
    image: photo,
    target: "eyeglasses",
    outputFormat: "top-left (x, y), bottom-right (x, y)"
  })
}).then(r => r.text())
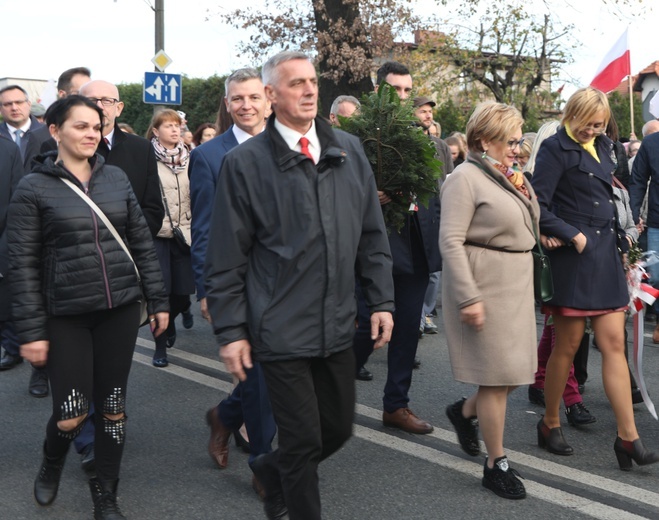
top-left (1, 99), bottom-right (28, 108)
top-left (580, 124), bottom-right (605, 135)
top-left (88, 97), bottom-right (120, 106)
top-left (506, 138), bottom-right (525, 150)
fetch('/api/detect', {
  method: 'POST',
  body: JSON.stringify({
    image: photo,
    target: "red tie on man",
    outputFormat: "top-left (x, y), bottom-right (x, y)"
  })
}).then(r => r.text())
top-left (299, 137), bottom-right (313, 161)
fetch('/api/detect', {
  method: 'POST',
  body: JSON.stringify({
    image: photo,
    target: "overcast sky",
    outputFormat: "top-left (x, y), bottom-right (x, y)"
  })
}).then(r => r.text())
top-left (2, 0), bottom-right (655, 100)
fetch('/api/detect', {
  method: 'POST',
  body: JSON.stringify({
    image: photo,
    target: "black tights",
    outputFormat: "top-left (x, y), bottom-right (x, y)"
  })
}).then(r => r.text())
top-left (44, 303), bottom-right (140, 481)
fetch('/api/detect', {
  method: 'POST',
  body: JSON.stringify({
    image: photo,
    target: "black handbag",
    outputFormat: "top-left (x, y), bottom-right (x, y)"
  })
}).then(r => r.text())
top-left (532, 231), bottom-right (554, 302)
top-left (171, 225), bottom-right (190, 253)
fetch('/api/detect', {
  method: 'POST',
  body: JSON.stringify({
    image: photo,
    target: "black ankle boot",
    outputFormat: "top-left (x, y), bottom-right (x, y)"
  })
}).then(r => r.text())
top-left (537, 417), bottom-right (573, 455)
top-left (613, 437), bottom-right (659, 471)
top-left (89, 478), bottom-right (126, 520)
top-left (250, 454), bottom-right (289, 520)
top-left (34, 441), bottom-right (68, 506)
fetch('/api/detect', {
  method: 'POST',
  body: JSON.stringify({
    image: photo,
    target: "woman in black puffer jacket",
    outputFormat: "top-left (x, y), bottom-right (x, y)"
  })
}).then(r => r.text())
top-left (7, 96), bottom-right (169, 520)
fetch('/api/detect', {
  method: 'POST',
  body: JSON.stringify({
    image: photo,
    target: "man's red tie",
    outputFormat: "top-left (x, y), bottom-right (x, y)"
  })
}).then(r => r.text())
top-left (299, 137), bottom-right (313, 161)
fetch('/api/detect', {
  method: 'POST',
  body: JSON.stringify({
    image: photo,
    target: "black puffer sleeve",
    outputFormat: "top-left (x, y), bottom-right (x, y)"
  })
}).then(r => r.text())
top-left (7, 176), bottom-right (48, 343)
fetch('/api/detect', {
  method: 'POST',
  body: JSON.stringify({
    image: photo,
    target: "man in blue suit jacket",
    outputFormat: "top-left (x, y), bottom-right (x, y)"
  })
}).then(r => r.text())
top-left (0, 85), bottom-right (46, 174)
top-left (0, 137), bottom-right (24, 371)
top-left (189, 68), bottom-right (276, 485)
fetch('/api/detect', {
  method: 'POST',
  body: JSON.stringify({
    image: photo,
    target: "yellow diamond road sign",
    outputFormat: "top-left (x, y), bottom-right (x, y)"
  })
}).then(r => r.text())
top-left (152, 50), bottom-right (172, 72)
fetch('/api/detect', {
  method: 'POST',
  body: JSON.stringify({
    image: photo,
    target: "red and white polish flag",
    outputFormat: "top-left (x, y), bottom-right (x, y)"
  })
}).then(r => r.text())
top-left (590, 28), bottom-right (630, 93)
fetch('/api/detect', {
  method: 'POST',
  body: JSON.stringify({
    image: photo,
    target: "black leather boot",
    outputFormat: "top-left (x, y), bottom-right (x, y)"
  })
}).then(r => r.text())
top-left (250, 454), bottom-right (289, 520)
top-left (614, 437), bottom-right (659, 471)
top-left (537, 417), bottom-right (573, 455)
top-left (34, 441), bottom-right (68, 506)
top-left (89, 478), bottom-right (126, 520)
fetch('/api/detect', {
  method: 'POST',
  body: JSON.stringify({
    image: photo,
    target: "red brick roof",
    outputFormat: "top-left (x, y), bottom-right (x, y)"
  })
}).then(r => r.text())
top-left (633, 61), bottom-right (659, 91)
top-left (609, 75), bottom-right (641, 96)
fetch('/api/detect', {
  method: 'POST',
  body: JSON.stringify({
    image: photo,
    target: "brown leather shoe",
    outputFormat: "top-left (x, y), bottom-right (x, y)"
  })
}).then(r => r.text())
top-left (205, 408), bottom-right (231, 469)
top-left (252, 475), bottom-right (266, 501)
top-left (653, 324), bottom-right (659, 344)
top-left (383, 408), bottom-right (434, 434)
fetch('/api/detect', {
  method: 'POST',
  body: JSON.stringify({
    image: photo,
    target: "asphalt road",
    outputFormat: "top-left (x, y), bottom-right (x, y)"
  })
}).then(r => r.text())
top-left (2, 303), bottom-right (659, 520)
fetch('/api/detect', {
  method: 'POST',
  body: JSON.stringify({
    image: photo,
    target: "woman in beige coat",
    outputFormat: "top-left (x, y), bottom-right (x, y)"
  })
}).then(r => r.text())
top-left (441, 102), bottom-right (539, 500)
top-left (146, 109), bottom-right (195, 367)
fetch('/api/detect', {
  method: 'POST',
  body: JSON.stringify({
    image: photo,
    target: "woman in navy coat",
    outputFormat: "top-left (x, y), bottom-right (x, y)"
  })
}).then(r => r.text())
top-left (531, 87), bottom-right (658, 470)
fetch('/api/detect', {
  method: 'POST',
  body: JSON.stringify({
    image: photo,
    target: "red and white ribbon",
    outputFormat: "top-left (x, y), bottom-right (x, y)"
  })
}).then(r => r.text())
top-left (628, 263), bottom-right (659, 419)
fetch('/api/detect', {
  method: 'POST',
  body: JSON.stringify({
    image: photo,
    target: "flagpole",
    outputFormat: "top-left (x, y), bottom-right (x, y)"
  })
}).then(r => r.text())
top-left (626, 27), bottom-right (634, 138)
top-left (629, 74), bottom-right (635, 138)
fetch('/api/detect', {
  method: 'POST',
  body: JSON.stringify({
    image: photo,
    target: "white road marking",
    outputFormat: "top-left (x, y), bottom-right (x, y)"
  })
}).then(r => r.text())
top-left (133, 339), bottom-right (658, 518)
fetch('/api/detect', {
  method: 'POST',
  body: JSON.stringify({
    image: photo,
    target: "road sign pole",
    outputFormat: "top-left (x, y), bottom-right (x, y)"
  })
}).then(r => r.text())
top-left (154, 0), bottom-right (165, 114)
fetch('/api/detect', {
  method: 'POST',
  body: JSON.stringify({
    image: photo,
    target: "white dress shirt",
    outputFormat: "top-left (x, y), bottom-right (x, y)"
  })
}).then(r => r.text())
top-left (274, 118), bottom-right (321, 164)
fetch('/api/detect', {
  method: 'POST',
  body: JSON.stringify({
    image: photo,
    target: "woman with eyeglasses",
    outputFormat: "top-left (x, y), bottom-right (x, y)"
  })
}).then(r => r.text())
top-left (145, 109), bottom-right (195, 367)
top-left (441, 102), bottom-right (540, 499)
top-left (531, 87), bottom-right (658, 470)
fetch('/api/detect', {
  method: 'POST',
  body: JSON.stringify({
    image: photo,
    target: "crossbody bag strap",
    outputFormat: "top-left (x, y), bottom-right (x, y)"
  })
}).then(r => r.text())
top-left (59, 178), bottom-right (140, 280)
top-left (157, 176), bottom-right (176, 231)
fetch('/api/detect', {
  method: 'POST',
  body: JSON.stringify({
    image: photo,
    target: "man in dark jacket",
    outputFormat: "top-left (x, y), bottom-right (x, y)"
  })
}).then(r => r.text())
top-left (357, 62), bottom-right (441, 435)
top-left (630, 130), bottom-right (659, 341)
top-left (0, 85), bottom-right (49, 397)
top-left (0, 137), bottom-right (24, 371)
top-left (414, 95), bottom-right (453, 334)
top-left (31, 67), bottom-right (92, 161)
top-left (205, 51), bottom-right (395, 520)
top-left (0, 85), bottom-right (45, 173)
top-left (72, 80), bottom-right (163, 235)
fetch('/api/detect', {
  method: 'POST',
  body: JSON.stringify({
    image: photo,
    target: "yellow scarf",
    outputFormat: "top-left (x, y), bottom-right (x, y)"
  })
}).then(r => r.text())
top-left (565, 122), bottom-right (600, 163)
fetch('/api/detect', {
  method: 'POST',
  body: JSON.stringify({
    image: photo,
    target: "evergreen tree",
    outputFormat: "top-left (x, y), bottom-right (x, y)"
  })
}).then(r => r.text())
top-left (340, 84), bottom-right (442, 232)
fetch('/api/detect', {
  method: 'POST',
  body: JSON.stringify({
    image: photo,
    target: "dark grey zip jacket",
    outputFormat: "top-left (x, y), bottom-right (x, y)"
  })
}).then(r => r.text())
top-left (204, 116), bottom-right (395, 362)
top-left (8, 152), bottom-right (168, 344)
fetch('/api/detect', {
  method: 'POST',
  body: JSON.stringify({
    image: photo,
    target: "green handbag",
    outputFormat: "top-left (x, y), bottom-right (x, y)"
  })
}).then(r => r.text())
top-left (532, 231), bottom-right (554, 302)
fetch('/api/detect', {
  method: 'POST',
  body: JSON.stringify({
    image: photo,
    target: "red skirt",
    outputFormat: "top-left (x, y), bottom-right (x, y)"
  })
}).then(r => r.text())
top-left (542, 305), bottom-right (628, 317)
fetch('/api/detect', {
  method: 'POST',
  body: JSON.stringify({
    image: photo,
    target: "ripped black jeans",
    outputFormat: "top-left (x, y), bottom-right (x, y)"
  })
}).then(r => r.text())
top-left (44, 302), bottom-right (140, 481)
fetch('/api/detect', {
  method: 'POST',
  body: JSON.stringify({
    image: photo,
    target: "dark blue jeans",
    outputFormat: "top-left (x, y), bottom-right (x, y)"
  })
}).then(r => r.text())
top-left (217, 362), bottom-right (276, 464)
top-left (0, 320), bottom-right (19, 356)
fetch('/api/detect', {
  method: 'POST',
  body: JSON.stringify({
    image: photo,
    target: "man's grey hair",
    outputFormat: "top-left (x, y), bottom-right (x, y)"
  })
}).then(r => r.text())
top-left (262, 51), bottom-right (311, 87)
top-left (330, 95), bottom-right (360, 116)
top-left (224, 68), bottom-right (262, 98)
top-left (642, 119), bottom-right (659, 137)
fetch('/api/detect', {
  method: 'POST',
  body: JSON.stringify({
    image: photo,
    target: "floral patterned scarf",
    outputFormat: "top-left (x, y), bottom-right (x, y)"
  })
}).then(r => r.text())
top-left (151, 137), bottom-right (189, 173)
top-left (485, 155), bottom-right (530, 199)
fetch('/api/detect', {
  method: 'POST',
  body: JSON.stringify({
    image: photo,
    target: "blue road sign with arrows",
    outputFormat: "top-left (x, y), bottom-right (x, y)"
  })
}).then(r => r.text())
top-left (143, 72), bottom-right (182, 105)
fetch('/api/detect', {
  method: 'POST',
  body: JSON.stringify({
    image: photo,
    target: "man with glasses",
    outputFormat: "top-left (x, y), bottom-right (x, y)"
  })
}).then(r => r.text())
top-left (0, 85), bottom-right (47, 400)
top-left (0, 85), bottom-right (45, 173)
top-left (0, 130), bottom-right (25, 378)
